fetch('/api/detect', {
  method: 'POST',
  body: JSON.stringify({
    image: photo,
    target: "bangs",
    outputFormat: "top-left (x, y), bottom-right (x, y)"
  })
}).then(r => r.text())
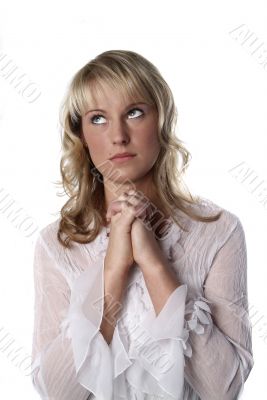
top-left (68, 66), bottom-right (155, 122)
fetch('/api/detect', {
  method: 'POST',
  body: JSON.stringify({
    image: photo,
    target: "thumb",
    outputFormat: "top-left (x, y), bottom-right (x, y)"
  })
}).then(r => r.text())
top-left (106, 200), bottom-right (122, 219)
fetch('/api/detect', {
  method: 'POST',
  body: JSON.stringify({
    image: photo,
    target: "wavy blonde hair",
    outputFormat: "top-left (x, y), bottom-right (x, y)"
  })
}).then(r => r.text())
top-left (55, 49), bottom-right (222, 248)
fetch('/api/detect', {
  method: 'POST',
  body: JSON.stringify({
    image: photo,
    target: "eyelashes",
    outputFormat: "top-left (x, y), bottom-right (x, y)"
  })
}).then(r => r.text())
top-left (90, 107), bottom-right (144, 125)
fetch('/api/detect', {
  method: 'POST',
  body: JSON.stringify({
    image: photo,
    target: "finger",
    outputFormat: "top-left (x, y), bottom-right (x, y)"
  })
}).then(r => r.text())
top-left (106, 192), bottom-right (133, 219)
top-left (106, 199), bottom-right (136, 223)
top-left (124, 195), bottom-right (147, 216)
top-left (106, 191), bottom-right (147, 220)
top-left (106, 200), bottom-right (124, 219)
top-left (130, 195), bottom-right (151, 219)
top-left (122, 190), bottom-right (152, 221)
top-left (126, 189), bottom-right (150, 206)
top-left (127, 189), bottom-right (143, 201)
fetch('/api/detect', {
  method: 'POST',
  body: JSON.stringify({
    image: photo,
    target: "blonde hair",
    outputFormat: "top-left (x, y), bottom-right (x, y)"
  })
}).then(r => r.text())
top-left (55, 49), bottom-right (222, 248)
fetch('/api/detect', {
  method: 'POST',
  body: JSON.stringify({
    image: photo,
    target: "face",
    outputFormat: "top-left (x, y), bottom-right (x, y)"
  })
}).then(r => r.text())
top-left (81, 82), bottom-right (161, 199)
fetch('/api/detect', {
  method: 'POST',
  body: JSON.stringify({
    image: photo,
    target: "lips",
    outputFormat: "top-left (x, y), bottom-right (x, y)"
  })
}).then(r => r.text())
top-left (113, 155), bottom-right (134, 159)
top-left (110, 153), bottom-right (136, 160)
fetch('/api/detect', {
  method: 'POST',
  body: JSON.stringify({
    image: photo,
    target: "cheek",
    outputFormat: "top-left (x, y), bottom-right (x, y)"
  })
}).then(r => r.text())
top-left (138, 125), bottom-right (160, 153)
top-left (85, 137), bottom-right (105, 164)
top-left (142, 116), bottom-right (159, 145)
top-left (87, 137), bottom-right (102, 150)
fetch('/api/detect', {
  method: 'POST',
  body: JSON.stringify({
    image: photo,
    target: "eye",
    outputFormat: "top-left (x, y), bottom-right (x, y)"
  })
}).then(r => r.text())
top-left (128, 108), bottom-right (144, 119)
top-left (90, 114), bottom-right (106, 125)
top-left (89, 107), bottom-right (144, 125)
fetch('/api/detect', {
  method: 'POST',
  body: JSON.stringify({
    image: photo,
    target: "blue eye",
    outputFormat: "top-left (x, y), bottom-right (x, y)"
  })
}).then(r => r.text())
top-left (90, 107), bottom-right (144, 125)
top-left (90, 115), bottom-right (106, 125)
top-left (128, 108), bottom-right (144, 119)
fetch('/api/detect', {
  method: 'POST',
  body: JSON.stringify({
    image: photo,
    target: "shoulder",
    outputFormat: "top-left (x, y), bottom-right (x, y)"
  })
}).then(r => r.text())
top-left (192, 195), bottom-right (242, 227)
top-left (39, 218), bottom-right (60, 240)
top-left (183, 195), bottom-right (245, 254)
top-left (34, 218), bottom-right (62, 263)
top-left (35, 217), bottom-right (104, 277)
top-left (35, 217), bottom-right (62, 255)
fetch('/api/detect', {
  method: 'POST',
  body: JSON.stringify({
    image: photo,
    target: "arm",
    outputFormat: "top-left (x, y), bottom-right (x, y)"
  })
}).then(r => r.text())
top-left (140, 257), bottom-right (182, 316)
top-left (31, 234), bottom-right (92, 400)
top-left (31, 234), bottom-right (114, 400)
top-left (183, 217), bottom-right (254, 400)
top-left (115, 216), bottom-right (254, 399)
top-left (109, 265), bottom-right (188, 399)
top-left (100, 263), bottom-right (130, 345)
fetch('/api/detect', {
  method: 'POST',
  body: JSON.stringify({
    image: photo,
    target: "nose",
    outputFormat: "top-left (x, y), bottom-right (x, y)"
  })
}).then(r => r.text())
top-left (109, 118), bottom-right (130, 145)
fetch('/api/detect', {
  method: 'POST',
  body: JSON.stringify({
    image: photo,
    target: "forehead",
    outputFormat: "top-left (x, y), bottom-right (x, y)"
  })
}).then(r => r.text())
top-left (82, 79), bottom-right (151, 114)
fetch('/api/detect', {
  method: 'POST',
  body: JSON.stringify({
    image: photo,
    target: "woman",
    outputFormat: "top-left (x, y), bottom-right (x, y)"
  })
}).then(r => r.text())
top-left (31, 50), bottom-right (254, 399)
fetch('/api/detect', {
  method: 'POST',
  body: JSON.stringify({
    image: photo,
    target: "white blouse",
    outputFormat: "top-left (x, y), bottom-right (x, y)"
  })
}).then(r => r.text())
top-left (30, 197), bottom-right (254, 400)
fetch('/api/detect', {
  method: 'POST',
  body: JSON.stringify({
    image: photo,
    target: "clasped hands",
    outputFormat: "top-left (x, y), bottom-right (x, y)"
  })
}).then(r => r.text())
top-left (105, 189), bottom-right (169, 270)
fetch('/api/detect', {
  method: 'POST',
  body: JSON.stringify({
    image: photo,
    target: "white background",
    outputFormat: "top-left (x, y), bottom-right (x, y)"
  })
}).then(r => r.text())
top-left (0, 0), bottom-right (266, 398)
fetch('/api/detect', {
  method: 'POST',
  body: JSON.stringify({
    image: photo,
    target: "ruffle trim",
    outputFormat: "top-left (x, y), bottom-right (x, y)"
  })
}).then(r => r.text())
top-left (120, 261), bottom-right (213, 363)
top-left (59, 257), bottom-right (114, 400)
top-left (58, 263), bottom-right (192, 399)
top-left (182, 296), bottom-right (213, 358)
top-left (110, 287), bottom-right (214, 399)
top-left (111, 284), bottom-right (188, 399)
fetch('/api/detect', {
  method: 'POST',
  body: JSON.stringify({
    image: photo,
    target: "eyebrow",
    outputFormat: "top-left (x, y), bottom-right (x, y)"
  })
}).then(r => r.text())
top-left (85, 102), bottom-right (148, 115)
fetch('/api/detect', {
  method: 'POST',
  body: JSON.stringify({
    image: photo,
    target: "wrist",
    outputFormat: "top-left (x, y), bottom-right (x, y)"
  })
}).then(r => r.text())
top-left (104, 261), bottom-right (131, 280)
top-left (138, 252), bottom-right (169, 272)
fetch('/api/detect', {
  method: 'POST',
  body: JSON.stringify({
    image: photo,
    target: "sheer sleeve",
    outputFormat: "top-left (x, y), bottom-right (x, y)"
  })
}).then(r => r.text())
top-left (108, 216), bottom-right (254, 399)
top-left (183, 217), bottom-right (254, 399)
top-left (31, 233), bottom-right (112, 400)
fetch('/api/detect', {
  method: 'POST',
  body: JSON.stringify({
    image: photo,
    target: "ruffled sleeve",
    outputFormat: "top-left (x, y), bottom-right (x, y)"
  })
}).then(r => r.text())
top-left (107, 279), bottom-right (189, 399)
top-left (127, 283), bottom-right (188, 399)
top-left (109, 283), bottom-right (212, 399)
top-left (60, 252), bottom-right (113, 399)
top-left (31, 233), bottom-right (113, 400)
